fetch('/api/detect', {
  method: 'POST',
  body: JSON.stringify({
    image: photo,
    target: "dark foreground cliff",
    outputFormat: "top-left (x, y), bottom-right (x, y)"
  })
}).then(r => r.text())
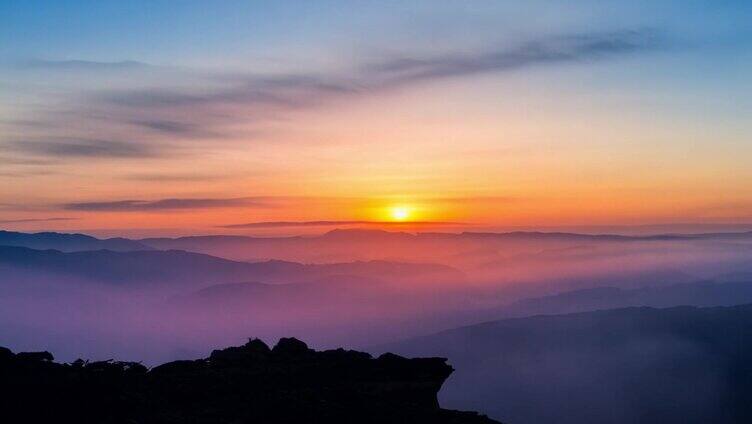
top-left (0, 337), bottom-right (500, 424)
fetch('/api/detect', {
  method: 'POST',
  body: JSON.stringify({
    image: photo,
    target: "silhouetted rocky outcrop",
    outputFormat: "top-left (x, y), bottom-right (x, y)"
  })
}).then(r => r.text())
top-left (0, 338), bottom-right (500, 423)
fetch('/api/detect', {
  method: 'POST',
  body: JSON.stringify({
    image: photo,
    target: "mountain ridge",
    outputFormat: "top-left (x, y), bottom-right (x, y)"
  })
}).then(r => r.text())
top-left (0, 244), bottom-right (461, 287)
top-left (382, 303), bottom-right (752, 424)
top-left (0, 229), bottom-right (151, 252)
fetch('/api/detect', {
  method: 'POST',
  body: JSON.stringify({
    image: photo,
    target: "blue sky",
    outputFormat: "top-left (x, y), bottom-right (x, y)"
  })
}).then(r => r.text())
top-left (3, 1), bottom-right (750, 64)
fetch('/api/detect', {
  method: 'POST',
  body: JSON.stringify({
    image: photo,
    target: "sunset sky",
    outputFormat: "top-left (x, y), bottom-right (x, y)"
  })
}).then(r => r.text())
top-left (1, 1), bottom-right (751, 236)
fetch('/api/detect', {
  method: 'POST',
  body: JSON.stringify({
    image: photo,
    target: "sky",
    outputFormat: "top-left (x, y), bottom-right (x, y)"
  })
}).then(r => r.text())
top-left (1, 1), bottom-right (751, 236)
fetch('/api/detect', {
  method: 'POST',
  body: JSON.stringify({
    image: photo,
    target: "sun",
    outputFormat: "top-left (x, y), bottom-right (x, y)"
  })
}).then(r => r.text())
top-left (389, 206), bottom-right (411, 221)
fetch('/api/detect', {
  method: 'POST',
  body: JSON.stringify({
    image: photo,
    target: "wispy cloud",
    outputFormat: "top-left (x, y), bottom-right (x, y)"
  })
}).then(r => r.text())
top-left (429, 196), bottom-right (518, 204)
top-left (0, 217), bottom-right (78, 224)
top-left (132, 119), bottom-right (196, 133)
top-left (97, 75), bottom-right (357, 110)
top-left (94, 30), bottom-right (659, 113)
top-left (4, 29), bottom-right (663, 161)
top-left (7, 138), bottom-right (158, 159)
top-left (124, 172), bottom-right (231, 182)
top-left (63, 197), bottom-right (271, 211)
top-left (369, 30), bottom-right (659, 85)
top-left (0, 170), bottom-right (59, 178)
top-left (0, 156), bottom-right (54, 166)
top-left (19, 59), bottom-right (150, 71)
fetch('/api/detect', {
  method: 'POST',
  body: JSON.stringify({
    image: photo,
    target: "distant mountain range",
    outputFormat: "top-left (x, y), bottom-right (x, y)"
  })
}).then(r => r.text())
top-left (401, 279), bottom-right (752, 338)
top-left (140, 228), bottom-right (752, 252)
top-left (0, 230), bottom-right (151, 252)
top-left (0, 244), bottom-right (461, 287)
top-left (145, 228), bottom-right (752, 244)
top-left (497, 280), bottom-right (752, 318)
top-left (178, 275), bottom-right (386, 308)
top-left (384, 303), bottom-right (752, 424)
top-left (3, 228), bottom-right (751, 254)
top-left (3, 228), bottom-right (751, 266)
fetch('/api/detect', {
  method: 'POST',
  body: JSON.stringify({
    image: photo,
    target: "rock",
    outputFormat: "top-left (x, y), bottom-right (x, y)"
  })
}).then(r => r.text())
top-left (244, 337), bottom-right (272, 354)
top-left (210, 337), bottom-right (271, 365)
top-left (0, 346), bottom-right (13, 362)
top-left (15, 351), bottom-right (54, 362)
top-left (271, 336), bottom-right (312, 356)
top-left (0, 339), bottom-right (502, 423)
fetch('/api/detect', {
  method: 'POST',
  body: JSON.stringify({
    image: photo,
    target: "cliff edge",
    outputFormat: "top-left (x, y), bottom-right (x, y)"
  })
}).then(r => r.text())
top-left (0, 337), bottom-right (500, 423)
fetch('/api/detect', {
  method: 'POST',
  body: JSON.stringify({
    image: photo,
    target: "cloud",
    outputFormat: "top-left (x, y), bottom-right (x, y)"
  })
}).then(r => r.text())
top-left (7, 138), bottom-right (157, 159)
top-left (63, 197), bottom-right (270, 212)
top-left (0, 217), bottom-right (78, 224)
top-left (93, 30), bottom-right (658, 113)
top-left (368, 30), bottom-right (660, 85)
top-left (0, 156), bottom-right (54, 166)
top-left (218, 220), bottom-right (466, 229)
top-left (124, 172), bottom-right (231, 182)
top-left (130, 119), bottom-right (201, 135)
top-left (19, 59), bottom-right (150, 71)
top-left (126, 119), bottom-right (228, 139)
top-left (0, 170), bottom-right (58, 178)
top-left (96, 75), bottom-right (358, 110)
top-left (430, 196), bottom-right (518, 204)
top-left (4, 29), bottom-right (662, 161)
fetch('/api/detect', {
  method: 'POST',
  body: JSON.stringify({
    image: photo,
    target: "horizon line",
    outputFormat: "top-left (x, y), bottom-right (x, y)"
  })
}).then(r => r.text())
top-left (216, 220), bottom-right (469, 229)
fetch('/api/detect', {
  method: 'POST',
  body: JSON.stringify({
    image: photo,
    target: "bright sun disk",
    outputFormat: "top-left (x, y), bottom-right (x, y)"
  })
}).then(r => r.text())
top-left (390, 206), bottom-right (411, 221)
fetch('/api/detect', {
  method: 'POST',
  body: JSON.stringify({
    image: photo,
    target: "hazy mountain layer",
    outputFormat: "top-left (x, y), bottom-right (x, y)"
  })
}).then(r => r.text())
top-left (0, 244), bottom-right (460, 288)
top-left (384, 304), bottom-right (752, 424)
top-left (0, 230), bottom-right (151, 252)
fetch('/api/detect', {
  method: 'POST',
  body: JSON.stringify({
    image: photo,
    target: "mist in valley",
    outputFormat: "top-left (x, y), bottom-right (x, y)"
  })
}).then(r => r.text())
top-left (3, 229), bottom-right (752, 362)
